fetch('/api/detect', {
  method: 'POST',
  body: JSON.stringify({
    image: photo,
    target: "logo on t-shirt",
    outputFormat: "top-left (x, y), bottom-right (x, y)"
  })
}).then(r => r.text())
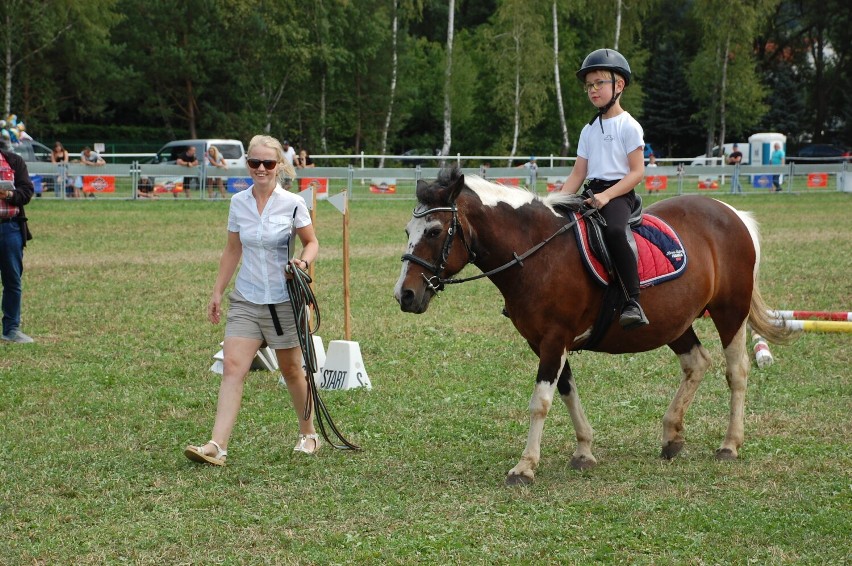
top-left (603, 134), bottom-right (614, 143)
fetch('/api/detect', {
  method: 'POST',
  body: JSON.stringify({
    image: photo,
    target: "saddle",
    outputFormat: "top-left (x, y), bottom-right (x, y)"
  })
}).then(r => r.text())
top-left (555, 194), bottom-right (688, 349)
top-left (573, 195), bottom-right (687, 289)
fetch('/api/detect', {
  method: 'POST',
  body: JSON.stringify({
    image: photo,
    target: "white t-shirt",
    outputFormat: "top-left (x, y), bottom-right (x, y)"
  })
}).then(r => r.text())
top-left (282, 146), bottom-right (297, 165)
top-left (577, 111), bottom-right (644, 181)
top-left (227, 184), bottom-right (312, 304)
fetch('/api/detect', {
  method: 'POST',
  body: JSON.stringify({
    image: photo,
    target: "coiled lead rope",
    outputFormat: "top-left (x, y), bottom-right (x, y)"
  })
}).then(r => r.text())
top-left (286, 264), bottom-right (361, 451)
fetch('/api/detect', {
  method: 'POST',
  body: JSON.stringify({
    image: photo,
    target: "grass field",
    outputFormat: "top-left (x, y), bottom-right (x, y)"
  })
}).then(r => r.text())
top-left (2, 191), bottom-right (850, 564)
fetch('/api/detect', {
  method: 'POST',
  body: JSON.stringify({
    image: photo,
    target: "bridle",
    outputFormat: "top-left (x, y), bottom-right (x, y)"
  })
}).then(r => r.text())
top-left (400, 203), bottom-right (477, 293)
top-left (401, 200), bottom-right (597, 294)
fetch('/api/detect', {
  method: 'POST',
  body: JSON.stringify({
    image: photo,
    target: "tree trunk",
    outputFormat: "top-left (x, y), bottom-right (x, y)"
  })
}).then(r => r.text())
top-left (441, 0), bottom-right (455, 158)
top-left (379, 1), bottom-right (399, 168)
top-left (552, 0), bottom-right (570, 156)
top-left (508, 31), bottom-right (521, 166)
top-left (718, 34), bottom-right (730, 153)
top-left (186, 78), bottom-right (197, 139)
top-left (614, 0), bottom-right (622, 50)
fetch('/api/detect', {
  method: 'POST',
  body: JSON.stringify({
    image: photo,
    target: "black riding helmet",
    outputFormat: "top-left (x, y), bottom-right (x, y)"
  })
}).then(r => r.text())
top-left (577, 48), bottom-right (632, 131)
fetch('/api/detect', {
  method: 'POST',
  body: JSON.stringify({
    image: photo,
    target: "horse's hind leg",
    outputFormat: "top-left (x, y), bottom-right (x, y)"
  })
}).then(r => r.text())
top-left (662, 327), bottom-right (712, 459)
top-left (556, 358), bottom-right (597, 470)
top-left (716, 321), bottom-right (750, 460)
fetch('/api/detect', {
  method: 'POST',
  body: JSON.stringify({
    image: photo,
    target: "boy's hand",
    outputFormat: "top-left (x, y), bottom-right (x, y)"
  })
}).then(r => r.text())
top-left (585, 192), bottom-right (610, 209)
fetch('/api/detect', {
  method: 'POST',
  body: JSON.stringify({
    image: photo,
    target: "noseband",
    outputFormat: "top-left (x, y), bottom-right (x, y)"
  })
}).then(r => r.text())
top-left (400, 204), bottom-right (477, 293)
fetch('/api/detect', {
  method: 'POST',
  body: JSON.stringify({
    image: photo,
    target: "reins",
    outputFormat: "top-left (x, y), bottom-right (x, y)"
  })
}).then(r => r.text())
top-left (402, 200), bottom-right (599, 291)
top-left (286, 265), bottom-right (361, 451)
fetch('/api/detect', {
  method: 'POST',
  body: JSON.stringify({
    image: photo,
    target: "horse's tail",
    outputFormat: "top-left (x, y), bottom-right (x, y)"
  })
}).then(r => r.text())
top-left (748, 279), bottom-right (795, 345)
top-left (734, 207), bottom-right (796, 345)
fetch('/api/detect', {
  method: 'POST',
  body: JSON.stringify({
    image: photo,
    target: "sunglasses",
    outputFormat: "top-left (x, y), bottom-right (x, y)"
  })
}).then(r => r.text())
top-left (247, 158), bottom-right (278, 169)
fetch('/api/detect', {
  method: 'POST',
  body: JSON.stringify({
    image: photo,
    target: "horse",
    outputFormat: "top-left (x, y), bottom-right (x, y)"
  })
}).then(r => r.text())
top-left (394, 167), bottom-right (792, 485)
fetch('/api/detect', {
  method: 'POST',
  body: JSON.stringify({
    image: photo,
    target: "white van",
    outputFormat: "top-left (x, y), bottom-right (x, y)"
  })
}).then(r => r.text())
top-left (151, 139), bottom-right (246, 168)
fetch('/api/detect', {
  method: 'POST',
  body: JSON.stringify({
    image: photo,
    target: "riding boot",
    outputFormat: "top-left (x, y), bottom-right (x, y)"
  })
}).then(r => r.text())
top-left (620, 298), bottom-right (648, 329)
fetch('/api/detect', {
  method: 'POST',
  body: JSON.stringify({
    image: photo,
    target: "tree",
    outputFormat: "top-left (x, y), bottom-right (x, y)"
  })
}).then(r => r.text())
top-left (687, 0), bottom-right (776, 156)
top-left (440, 0), bottom-right (455, 158)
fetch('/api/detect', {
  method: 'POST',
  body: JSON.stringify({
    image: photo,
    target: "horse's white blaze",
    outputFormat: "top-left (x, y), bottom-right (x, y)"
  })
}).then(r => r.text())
top-left (394, 215), bottom-right (439, 300)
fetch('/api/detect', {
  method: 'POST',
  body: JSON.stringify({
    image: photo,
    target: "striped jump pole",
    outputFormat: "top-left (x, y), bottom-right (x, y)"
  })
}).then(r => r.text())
top-left (776, 319), bottom-right (852, 333)
top-left (769, 310), bottom-right (852, 322)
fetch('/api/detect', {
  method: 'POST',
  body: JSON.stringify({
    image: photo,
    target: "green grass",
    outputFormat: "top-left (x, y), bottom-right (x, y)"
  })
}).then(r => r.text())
top-left (2, 193), bottom-right (850, 564)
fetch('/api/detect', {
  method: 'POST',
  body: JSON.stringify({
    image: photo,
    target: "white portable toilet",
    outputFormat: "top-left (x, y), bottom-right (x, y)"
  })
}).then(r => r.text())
top-left (748, 132), bottom-right (787, 165)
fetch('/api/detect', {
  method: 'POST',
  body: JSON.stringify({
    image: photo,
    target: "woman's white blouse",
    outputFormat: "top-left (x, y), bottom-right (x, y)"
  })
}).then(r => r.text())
top-left (227, 184), bottom-right (311, 304)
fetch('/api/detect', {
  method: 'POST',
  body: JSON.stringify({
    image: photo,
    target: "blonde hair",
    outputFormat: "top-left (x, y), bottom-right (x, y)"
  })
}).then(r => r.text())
top-left (247, 134), bottom-right (296, 183)
top-left (208, 145), bottom-right (222, 162)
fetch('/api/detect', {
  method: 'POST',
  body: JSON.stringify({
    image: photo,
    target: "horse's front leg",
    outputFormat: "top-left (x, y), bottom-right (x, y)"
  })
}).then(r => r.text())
top-left (505, 347), bottom-right (563, 486)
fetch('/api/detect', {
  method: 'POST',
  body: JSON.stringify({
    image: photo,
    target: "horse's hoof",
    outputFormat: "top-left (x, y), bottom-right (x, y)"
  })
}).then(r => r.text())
top-left (661, 441), bottom-right (685, 460)
top-left (570, 455), bottom-right (597, 471)
top-left (505, 472), bottom-right (534, 486)
top-left (715, 448), bottom-right (737, 461)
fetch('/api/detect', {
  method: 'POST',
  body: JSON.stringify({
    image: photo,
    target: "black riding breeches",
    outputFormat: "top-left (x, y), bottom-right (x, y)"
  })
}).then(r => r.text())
top-left (586, 181), bottom-right (640, 298)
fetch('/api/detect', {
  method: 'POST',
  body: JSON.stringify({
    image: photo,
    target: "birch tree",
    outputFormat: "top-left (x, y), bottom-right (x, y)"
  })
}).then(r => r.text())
top-left (552, 0), bottom-right (570, 156)
top-left (440, 0), bottom-right (455, 158)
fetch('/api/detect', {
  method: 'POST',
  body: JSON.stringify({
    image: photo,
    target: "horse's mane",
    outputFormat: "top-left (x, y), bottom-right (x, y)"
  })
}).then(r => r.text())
top-left (543, 190), bottom-right (586, 213)
top-left (428, 166), bottom-right (586, 215)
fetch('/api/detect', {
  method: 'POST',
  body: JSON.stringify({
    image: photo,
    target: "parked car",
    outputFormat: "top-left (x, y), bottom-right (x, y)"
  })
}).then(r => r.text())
top-left (787, 144), bottom-right (851, 164)
top-left (10, 140), bottom-right (53, 162)
top-left (149, 139), bottom-right (246, 168)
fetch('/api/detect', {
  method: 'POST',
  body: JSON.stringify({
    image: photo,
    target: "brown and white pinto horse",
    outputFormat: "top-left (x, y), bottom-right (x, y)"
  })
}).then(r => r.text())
top-left (394, 167), bottom-right (791, 485)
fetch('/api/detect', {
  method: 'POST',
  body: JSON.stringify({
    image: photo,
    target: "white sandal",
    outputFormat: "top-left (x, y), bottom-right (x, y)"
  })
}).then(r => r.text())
top-left (184, 440), bottom-right (227, 466)
top-left (293, 433), bottom-right (321, 455)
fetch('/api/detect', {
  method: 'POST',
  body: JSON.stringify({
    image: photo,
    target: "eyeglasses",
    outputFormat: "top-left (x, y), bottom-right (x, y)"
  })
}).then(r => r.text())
top-left (583, 79), bottom-right (614, 93)
top-left (247, 158), bottom-right (278, 169)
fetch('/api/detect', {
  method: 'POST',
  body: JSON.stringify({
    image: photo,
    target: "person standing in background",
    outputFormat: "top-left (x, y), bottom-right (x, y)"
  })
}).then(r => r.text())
top-left (51, 141), bottom-right (76, 198)
top-left (176, 145), bottom-right (199, 198)
top-left (281, 140), bottom-right (297, 167)
top-left (727, 143), bottom-right (743, 194)
top-left (0, 139), bottom-right (35, 343)
top-left (206, 146), bottom-right (229, 199)
top-left (770, 142), bottom-right (785, 192)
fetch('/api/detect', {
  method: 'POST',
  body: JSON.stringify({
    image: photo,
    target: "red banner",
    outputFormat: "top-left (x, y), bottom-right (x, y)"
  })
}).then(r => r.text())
top-left (369, 178), bottom-right (397, 194)
top-left (546, 177), bottom-right (566, 192)
top-left (154, 176), bottom-right (184, 193)
top-left (645, 175), bottom-right (668, 191)
top-left (300, 177), bottom-right (328, 197)
top-left (807, 173), bottom-right (827, 188)
top-left (81, 175), bottom-right (116, 193)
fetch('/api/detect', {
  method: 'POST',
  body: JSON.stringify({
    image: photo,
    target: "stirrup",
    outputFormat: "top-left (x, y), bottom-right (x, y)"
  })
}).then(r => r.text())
top-left (293, 433), bottom-right (321, 455)
top-left (619, 299), bottom-right (649, 330)
top-left (184, 439), bottom-right (227, 466)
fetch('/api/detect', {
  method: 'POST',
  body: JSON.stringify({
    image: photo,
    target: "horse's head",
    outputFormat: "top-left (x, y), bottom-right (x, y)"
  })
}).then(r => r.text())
top-left (394, 167), bottom-right (474, 313)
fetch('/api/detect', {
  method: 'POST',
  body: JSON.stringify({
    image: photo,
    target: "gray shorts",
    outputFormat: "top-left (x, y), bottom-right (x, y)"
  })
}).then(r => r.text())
top-left (225, 290), bottom-right (300, 349)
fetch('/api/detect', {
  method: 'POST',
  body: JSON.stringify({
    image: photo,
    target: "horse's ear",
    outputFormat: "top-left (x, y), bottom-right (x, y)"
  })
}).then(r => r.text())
top-left (416, 179), bottom-right (430, 196)
top-left (448, 172), bottom-right (465, 204)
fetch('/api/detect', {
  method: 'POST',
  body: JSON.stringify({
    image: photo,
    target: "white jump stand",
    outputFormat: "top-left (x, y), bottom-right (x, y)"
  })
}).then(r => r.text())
top-left (316, 340), bottom-right (372, 390)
